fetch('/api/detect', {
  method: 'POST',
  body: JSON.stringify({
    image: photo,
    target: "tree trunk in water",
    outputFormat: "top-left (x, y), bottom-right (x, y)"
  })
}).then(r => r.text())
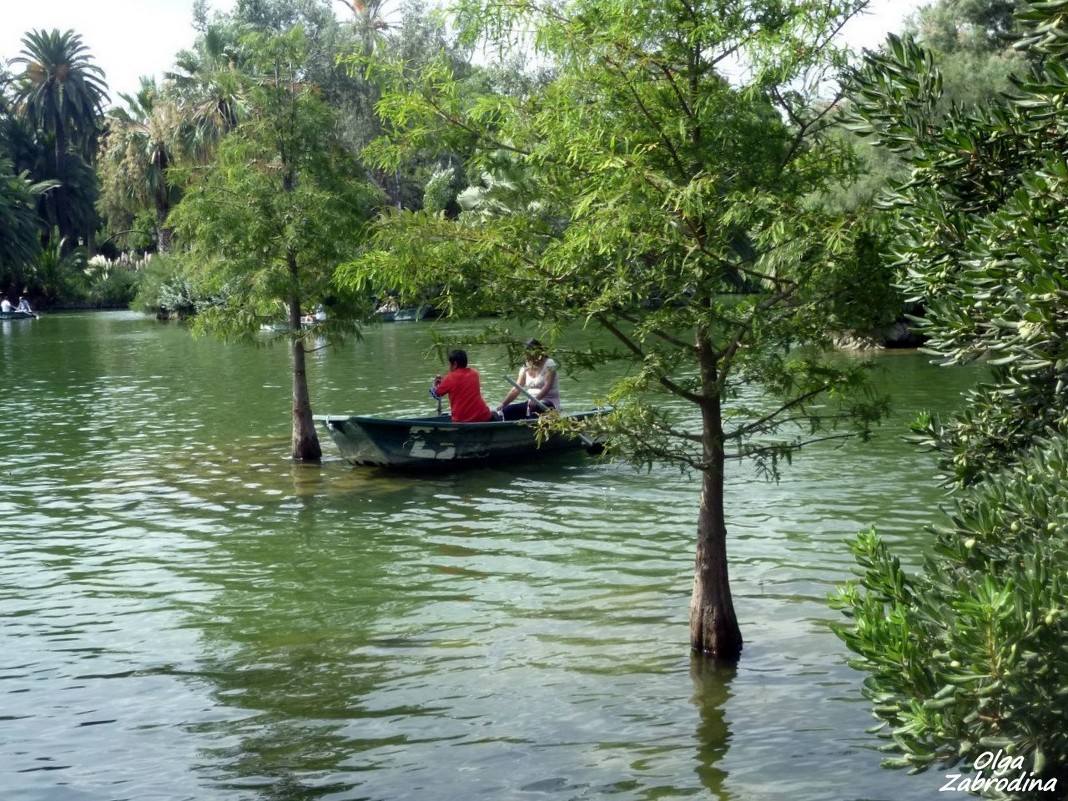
top-left (690, 333), bottom-right (743, 660)
top-left (288, 291), bottom-right (321, 461)
top-left (690, 467), bottom-right (742, 660)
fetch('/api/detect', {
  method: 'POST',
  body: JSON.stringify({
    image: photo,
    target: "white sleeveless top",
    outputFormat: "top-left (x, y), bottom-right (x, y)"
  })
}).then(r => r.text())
top-left (518, 357), bottom-right (561, 409)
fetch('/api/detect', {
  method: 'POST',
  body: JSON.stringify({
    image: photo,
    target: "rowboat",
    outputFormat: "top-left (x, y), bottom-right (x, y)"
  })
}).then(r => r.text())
top-left (0, 310), bottom-right (38, 320)
top-left (393, 305), bottom-right (432, 322)
top-left (315, 409), bottom-right (606, 468)
top-left (376, 305), bottom-right (440, 323)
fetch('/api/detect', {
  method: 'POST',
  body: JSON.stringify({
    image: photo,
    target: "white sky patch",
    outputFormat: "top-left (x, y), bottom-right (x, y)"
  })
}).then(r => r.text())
top-left (1, 0), bottom-right (927, 106)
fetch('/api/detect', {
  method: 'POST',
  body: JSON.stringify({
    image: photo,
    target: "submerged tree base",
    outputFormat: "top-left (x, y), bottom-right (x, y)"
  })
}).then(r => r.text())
top-left (691, 546), bottom-right (743, 661)
top-left (690, 601), bottom-right (744, 662)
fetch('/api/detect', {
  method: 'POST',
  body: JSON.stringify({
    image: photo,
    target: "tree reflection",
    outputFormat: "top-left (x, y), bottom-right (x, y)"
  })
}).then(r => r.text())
top-left (691, 655), bottom-right (737, 800)
top-left (171, 480), bottom-right (428, 799)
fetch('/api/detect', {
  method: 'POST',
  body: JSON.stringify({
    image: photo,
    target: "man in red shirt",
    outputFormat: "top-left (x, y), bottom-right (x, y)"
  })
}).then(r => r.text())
top-left (430, 350), bottom-right (494, 423)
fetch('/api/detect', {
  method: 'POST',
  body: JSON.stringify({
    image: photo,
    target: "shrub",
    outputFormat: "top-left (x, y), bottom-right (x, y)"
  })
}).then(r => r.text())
top-left (832, 439), bottom-right (1068, 790)
top-left (131, 252), bottom-right (206, 318)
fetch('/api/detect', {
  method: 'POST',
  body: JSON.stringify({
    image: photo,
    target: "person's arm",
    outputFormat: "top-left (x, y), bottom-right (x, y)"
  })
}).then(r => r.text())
top-left (532, 362), bottom-right (557, 401)
top-left (498, 368), bottom-right (525, 409)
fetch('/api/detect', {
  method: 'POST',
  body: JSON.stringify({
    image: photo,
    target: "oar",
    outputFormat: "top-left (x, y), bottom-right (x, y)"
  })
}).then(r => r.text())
top-left (429, 377), bottom-right (444, 417)
top-left (504, 376), bottom-right (604, 455)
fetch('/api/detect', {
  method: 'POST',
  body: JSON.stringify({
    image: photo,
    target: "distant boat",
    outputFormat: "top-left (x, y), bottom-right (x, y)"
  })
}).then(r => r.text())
top-left (316, 409), bottom-right (607, 469)
top-left (393, 306), bottom-right (429, 322)
top-left (259, 311), bottom-right (325, 333)
top-left (377, 305), bottom-right (441, 322)
top-left (259, 321), bottom-right (317, 332)
top-left (0, 310), bottom-right (38, 320)
top-left (374, 298), bottom-right (399, 322)
top-left (375, 303), bottom-right (437, 322)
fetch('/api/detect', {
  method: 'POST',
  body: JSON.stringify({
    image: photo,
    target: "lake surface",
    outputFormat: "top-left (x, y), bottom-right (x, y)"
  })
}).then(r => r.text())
top-left (0, 312), bottom-right (977, 801)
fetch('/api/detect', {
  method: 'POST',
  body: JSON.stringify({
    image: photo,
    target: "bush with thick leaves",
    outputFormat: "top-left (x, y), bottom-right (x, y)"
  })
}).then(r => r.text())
top-left (833, 439), bottom-right (1068, 788)
top-left (834, 3), bottom-right (1068, 794)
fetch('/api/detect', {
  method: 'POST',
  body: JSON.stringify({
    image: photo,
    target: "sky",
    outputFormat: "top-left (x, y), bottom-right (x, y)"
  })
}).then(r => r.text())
top-left (1, 0), bottom-right (238, 104)
top-left (1, 0), bottom-right (927, 106)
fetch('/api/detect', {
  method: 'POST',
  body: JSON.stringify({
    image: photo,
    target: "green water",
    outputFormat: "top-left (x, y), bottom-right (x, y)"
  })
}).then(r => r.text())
top-left (0, 312), bottom-right (977, 801)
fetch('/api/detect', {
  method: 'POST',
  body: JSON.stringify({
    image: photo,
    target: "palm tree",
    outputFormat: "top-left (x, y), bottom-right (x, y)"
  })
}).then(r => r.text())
top-left (11, 29), bottom-right (108, 250)
top-left (0, 157), bottom-right (55, 291)
top-left (34, 227), bottom-right (87, 304)
top-left (11, 29), bottom-right (108, 174)
top-left (167, 24), bottom-right (248, 155)
top-left (99, 78), bottom-right (182, 251)
top-left (342, 0), bottom-right (395, 56)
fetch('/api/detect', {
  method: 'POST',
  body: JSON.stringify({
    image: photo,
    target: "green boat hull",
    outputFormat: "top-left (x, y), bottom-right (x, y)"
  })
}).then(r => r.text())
top-left (316, 410), bottom-right (605, 469)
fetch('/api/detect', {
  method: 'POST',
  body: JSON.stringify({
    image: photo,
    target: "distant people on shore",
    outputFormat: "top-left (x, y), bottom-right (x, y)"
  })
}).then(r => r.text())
top-left (430, 349), bottom-right (494, 423)
top-left (497, 338), bottom-right (561, 420)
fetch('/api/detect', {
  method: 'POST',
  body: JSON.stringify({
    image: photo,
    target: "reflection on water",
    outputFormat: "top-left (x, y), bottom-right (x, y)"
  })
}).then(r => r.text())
top-left (0, 312), bottom-right (978, 800)
top-left (692, 657), bottom-right (735, 799)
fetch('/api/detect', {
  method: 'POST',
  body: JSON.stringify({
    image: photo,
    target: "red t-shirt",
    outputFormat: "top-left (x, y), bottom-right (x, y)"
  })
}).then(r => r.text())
top-left (435, 367), bottom-right (492, 423)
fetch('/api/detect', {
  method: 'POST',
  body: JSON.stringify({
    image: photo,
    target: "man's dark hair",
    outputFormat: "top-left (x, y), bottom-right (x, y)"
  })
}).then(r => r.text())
top-left (448, 349), bottom-right (468, 368)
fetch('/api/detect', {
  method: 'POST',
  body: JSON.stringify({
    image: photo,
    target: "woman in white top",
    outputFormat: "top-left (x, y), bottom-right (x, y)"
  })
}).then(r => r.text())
top-left (497, 338), bottom-right (561, 420)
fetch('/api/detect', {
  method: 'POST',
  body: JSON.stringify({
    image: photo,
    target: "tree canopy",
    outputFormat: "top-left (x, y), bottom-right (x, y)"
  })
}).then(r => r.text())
top-left (346, 0), bottom-right (894, 659)
top-left (169, 29), bottom-right (380, 459)
top-left (0, 157), bottom-right (50, 284)
top-left (11, 28), bottom-right (108, 163)
top-left (9, 28), bottom-right (106, 252)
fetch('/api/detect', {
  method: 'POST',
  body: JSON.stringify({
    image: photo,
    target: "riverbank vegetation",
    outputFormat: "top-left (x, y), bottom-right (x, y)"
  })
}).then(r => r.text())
top-left (3, 0), bottom-right (1067, 792)
top-left (832, 1), bottom-right (1068, 791)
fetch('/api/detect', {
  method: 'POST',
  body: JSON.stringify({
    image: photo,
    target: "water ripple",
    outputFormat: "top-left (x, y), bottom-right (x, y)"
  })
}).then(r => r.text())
top-left (0, 314), bottom-right (975, 801)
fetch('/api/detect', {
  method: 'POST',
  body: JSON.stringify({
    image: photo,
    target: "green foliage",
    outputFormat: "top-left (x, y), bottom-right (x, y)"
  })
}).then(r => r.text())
top-left (32, 228), bottom-right (86, 303)
top-left (1016, 0), bottom-right (1068, 56)
top-left (339, 0), bottom-right (475, 209)
top-left (933, 47), bottom-right (1028, 113)
top-left (10, 28), bottom-right (108, 158)
top-left (169, 28), bottom-right (380, 339)
top-left (168, 28), bottom-right (383, 460)
top-left (10, 29), bottom-right (106, 247)
top-left (835, 5), bottom-right (1068, 790)
top-left (121, 209), bottom-right (164, 254)
top-left (81, 258), bottom-right (140, 307)
top-left (0, 157), bottom-right (48, 288)
top-left (832, 439), bottom-right (1068, 784)
top-left (846, 29), bottom-right (1068, 485)
top-left (131, 252), bottom-right (206, 317)
top-left (911, 0), bottom-right (1025, 56)
top-left (831, 0), bottom-right (1029, 218)
top-left (815, 216), bottom-right (903, 333)
top-left (97, 78), bottom-right (183, 252)
top-left (231, 0), bottom-right (377, 113)
top-left (422, 164), bottom-right (461, 215)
